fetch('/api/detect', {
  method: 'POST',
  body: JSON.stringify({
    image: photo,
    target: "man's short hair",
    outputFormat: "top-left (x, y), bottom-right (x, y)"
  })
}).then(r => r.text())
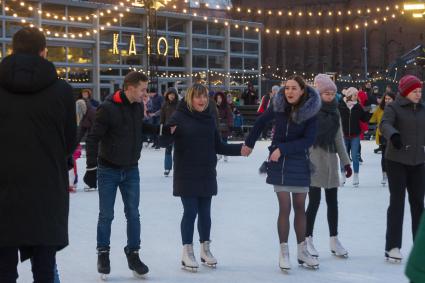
top-left (123, 72), bottom-right (149, 90)
top-left (12, 27), bottom-right (46, 55)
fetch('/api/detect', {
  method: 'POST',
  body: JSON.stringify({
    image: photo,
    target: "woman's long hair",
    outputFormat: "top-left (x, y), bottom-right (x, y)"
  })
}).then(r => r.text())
top-left (379, 91), bottom-right (395, 110)
top-left (284, 75), bottom-right (308, 118)
top-left (185, 83), bottom-right (209, 112)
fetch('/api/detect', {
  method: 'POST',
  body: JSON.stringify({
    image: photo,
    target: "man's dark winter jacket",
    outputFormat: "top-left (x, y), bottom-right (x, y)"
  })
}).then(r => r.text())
top-left (245, 86), bottom-right (321, 187)
top-left (0, 54), bottom-right (77, 250)
top-left (166, 101), bottom-right (242, 197)
top-left (86, 90), bottom-right (158, 168)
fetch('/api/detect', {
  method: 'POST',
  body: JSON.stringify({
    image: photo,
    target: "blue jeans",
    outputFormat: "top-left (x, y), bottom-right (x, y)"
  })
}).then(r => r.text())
top-left (97, 166), bottom-right (141, 251)
top-left (344, 136), bottom-right (360, 173)
top-left (180, 197), bottom-right (212, 245)
top-left (54, 264), bottom-right (60, 283)
top-left (164, 145), bottom-right (173, 171)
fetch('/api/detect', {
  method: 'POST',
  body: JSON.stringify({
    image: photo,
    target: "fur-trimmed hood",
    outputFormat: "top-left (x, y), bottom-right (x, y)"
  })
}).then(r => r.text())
top-left (272, 85), bottom-right (321, 124)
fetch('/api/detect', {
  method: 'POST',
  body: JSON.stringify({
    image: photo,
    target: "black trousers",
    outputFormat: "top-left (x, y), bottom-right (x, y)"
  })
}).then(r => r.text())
top-left (381, 144), bottom-right (387, 173)
top-left (385, 160), bottom-right (425, 251)
top-left (306, 187), bottom-right (339, 237)
top-left (0, 246), bottom-right (56, 283)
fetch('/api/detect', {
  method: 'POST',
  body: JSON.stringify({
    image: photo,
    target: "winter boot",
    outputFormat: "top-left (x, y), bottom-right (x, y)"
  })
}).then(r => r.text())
top-left (381, 172), bottom-right (388, 186)
top-left (305, 236), bottom-right (319, 258)
top-left (124, 247), bottom-right (149, 278)
top-left (385, 248), bottom-right (403, 263)
top-left (330, 236), bottom-right (348, 257)
top-left (297, 241), bottom-right (319, 269)
top-left (182, 244), bottom-right (199, 272)
top-left (353, 173), bottom-right (359, 188)
top-left (200, 241), bottom-right (217, 267)
top-left (97, 249), bottom-right (110, 277)
top-left (279, 242), bottom-right (291, 271)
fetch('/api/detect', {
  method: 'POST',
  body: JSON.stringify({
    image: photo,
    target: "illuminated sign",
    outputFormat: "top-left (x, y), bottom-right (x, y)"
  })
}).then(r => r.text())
top-left (112, 33), bottom-right (180, 58)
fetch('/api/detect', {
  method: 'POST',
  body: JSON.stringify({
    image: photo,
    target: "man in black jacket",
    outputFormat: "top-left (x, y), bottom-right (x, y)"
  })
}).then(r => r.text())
top-left (0, 28), bottom-right (77, 282)
top-left (84, 71), bottom-right (157, 278)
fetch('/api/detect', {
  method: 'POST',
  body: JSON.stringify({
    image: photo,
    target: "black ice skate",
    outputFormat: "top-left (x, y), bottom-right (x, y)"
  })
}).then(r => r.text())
top-left (97, 249), bottom-right (110, 281)
top-left (124, 247), bottom-right (149, 278)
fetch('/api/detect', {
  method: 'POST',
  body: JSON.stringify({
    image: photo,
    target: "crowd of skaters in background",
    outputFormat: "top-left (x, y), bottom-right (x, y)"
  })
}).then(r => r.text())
top-left (1, 27), bottom-right (425, 283)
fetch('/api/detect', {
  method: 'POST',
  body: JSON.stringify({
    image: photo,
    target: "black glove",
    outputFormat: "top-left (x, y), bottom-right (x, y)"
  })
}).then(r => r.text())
top-left (258, 161), bottom-right (268, 174)
top-left (390, 134), bottom-right (403, 150)
top-left (83, 168), bottom-right (97, 189)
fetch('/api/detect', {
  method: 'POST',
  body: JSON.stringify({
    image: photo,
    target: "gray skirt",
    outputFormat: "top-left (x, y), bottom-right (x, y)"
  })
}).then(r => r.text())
top-left (274, 185), bottom-right (309, 194)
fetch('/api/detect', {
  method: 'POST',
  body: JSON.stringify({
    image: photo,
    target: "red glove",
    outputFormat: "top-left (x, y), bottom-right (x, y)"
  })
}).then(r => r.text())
top-left (344, 165), bottom-right (352, 178)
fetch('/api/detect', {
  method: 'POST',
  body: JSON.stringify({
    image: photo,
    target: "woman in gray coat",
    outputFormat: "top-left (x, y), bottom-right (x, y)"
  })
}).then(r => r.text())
top-left (380, 74), bottom-right (425, 262)
top-left (305, 74), bottom-right (353, 260)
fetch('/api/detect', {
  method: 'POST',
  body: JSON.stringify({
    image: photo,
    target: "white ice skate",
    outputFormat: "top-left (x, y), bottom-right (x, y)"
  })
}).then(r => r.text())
top-left (279, 243), bottom-right (291, 271)
top-left (297, 241), bottom-right (319, 269)
top-left (305, 236), bottom-right (319, 258)
top-left (385, 248), bottom-right (403, 263)
top-left (200, 241), bottom-right (217, 268)
top-left (182, 244), bottom-right (199, 272)
top-left (330, 236), bottom-right (348, 258)
top-left (353, 173), bottom-right (359, 188)
top-left (223, 156), bottom-right (228, 162)
top-left (381, 172), bottom-right (387, 186)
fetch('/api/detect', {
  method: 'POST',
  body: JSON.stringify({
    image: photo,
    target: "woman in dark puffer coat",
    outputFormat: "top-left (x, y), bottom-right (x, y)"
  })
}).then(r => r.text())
top-left (244, 76), bottom-right (321, 270)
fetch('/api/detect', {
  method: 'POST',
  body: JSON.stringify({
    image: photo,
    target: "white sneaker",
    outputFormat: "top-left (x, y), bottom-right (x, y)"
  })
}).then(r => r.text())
top-left (297, 241), bottom-right (319, 269)
top-left (385, 248), bottom-right (403, 262)
top-left (330, 236), bottom-right (348, 257)
top-left (353, 173), bottom-right (359, 188)
top-left (200, 241), bottom-right (217, 267)
top-left (305, 236), bottom-right (319, 258)
top-left (279, 243), bottom-right (291, 270)
top-left (381, 172), bottom-right (387, 186)
top-left (182, 244), bottom-right (199, 271)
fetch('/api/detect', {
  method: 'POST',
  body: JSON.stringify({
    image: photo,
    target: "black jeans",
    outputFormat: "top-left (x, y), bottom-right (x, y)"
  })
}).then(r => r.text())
top-left (0, 246), bottom-right (56, 283)
top-left (180, 197), bottom-right (212, 245)
top-left (385, 160), bottom-right (425, 251)
top-left (306, 187), bottom-right (339, 237)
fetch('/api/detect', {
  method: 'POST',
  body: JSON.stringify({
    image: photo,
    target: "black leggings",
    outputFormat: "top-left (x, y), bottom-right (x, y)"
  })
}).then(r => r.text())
top-left (306, 187), bottom-right (339, 237)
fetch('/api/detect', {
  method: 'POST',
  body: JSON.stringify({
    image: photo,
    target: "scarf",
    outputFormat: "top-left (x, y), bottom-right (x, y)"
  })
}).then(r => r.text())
top-left (314, 99), bottom-right (340, 152)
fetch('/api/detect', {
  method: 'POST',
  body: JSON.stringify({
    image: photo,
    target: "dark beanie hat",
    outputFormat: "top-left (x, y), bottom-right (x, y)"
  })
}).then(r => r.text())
top-left (398, 75), bottom-right (422, 97)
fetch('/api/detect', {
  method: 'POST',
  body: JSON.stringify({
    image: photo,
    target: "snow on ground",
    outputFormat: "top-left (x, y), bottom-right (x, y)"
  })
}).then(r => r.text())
top-left (18, 141), bottom-right (413, 283)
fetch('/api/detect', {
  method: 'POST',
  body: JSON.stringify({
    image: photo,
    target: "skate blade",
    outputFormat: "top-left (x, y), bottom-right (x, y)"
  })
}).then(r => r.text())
top-left (84, 187), bottom-right (97, 192)
top-left (133, 270), bottom-right (148, 278)
top-left (280, 266), bottom-right (291, 273)
top-left (201, 258), bottom-right (217, 268)
top-left (331, 251), bottom-right (348, 258)
top-left (182, 266), bottom-right (198, 272)
top-left (298, 260), bottom-right (319, 270)
top-left (385, 256), bottom-right (402, 263)
top-left (100, 274), bottom-right (108, 281)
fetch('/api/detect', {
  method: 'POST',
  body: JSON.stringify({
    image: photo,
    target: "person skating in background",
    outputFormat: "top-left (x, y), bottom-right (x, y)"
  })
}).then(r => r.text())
top-left (244, 75), bottom-right (321, 271)
top-left (0, 27), bottom-right (77, 282)
top-left (84, 72), bottom-right (159, 279)
top-left (380, 75), bottom-right (425, 263)
top-left (162, 83), bottom-right (247, 272)
top-left (233, 108), bottom-right (244, 138)
top-left (305, 74), bottom-right (352, 260)
top-left (215, 91), bottom-right (234, 162)
top-left (339, 87), bottom-right (370, 187)
top-left (80, 88), bottom-right (100, 108)
top-left (146, 88), bottom-right (164, 149)
top-left (76, 89), bottom-right (96, 143)
top-left (160, 87), bottom-right (179, 176)
top-left (369, 91), bottom-right (395, 186)
top-left (258, 85), bottom-right (280, 140)
top-left (242, 82), bottom-right (258, 105)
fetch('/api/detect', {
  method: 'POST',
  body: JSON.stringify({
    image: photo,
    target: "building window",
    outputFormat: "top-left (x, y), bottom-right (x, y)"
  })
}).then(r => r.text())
top-left (6, 22), bottom-right (28, 38)
top-left (230, 57), bottom-right (243, 69)
top-left (41, 3), bottom-right (65, 20)
top-left (47, 46), bottom-right (66, 62)
top-left (100, 30), bottom-right (115, 42)
top-left (208, 39), bottom-right (224, 50)
top-left (168, 55), bottom-right (185, 67)
top-left (193, 38), bottom-right (207, 49)
top-left (100, 68), bottom-right (120, 76)
top-left (231, 26), bottom-right (242, 38)
top-left (100, 47), bottom-right (120, 65)
top-left (168, 18), bottom-right (185, 32)
top-left (193, 21), bottom-right (207, 34)
top-left (68, 6), bottom-right (94, 24)
top-left (6, 1), bottom-right (33, 18)
top-left (244, 58), bottom-right (258, 70)
top-left (156, 17), bottom-right (167, 31)
top-left (244, 42), bottom-right (258, 55)
top-left (231, 41), bottom-right (243, 53)
top-left (244, 29), bottom-right (258, 40)
top-left (67, 47), bottom-right (93, 64)
top-left (193, 55), bottom-right (207, 68)
top-left (208, 24), bottom-right (224, 36)
top-left (121, 13), bottom-right (143, 28)
top-left (68, 67), bottom-right (92, 83)
top-left (208, 55), bottom-right (224, 69)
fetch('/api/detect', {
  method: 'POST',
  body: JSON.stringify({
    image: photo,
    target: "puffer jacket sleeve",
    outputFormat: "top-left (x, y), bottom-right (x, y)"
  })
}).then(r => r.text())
top-left (277, 116), bottom-right (318, 155)
top-left (215, 128), bottom-right (242, 156)
top-left (245, 106), bottom-right (275, 148)
top-left (380, 104), bottom-right (399, 140)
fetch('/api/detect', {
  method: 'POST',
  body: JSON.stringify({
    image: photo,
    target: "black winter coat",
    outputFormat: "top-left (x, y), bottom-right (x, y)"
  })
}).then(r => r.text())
top-left (339, 100), bottom-right (370, 137)
top-left (0, 54), bottom-right (77, 249)
top-left (167, 101), bottom-right (242, 197)
top-left (86, 90), bottom-right (158, 168)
